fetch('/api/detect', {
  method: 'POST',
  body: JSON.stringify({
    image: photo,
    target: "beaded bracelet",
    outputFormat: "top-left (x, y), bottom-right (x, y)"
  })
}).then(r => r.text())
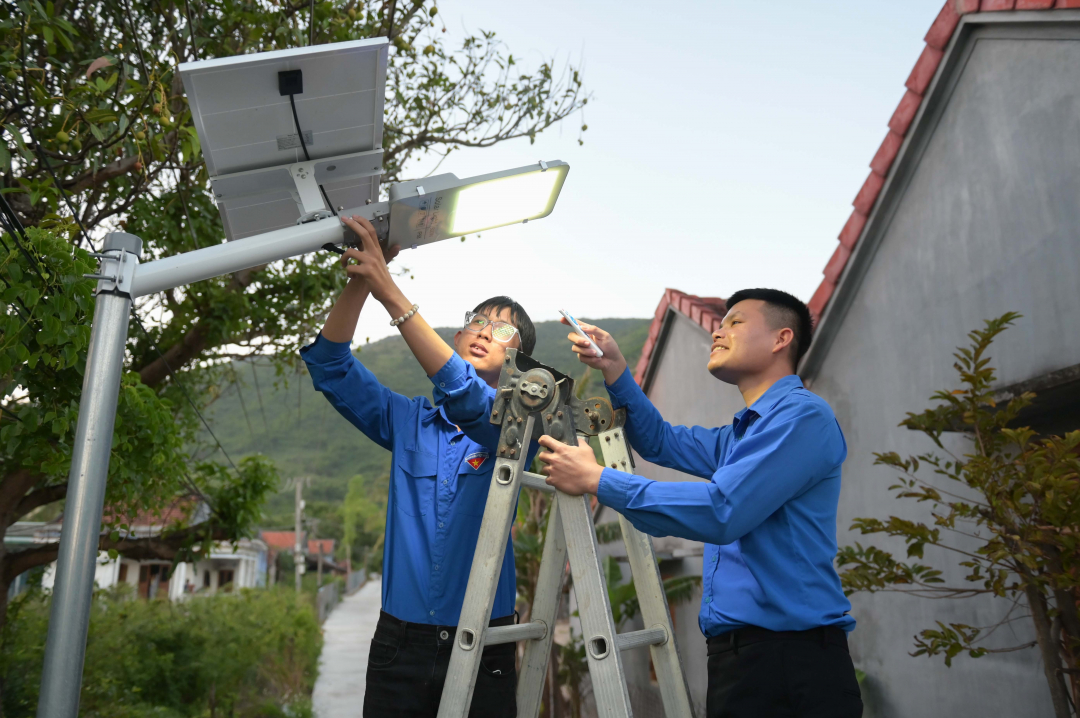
top-left (390, 304), bottom-right (420, 327)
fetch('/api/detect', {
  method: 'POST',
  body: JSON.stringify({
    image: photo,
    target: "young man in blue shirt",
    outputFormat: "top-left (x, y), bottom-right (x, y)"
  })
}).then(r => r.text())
top-left (539, 289), bottom-right (862, 718)
top-left (301, 215), bottom-right (532, 718)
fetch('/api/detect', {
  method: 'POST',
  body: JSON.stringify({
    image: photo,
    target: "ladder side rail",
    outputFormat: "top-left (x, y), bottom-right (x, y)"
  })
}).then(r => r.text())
top-left (436, 416), bottom-right (536, 718)
top-left (600, 428), bottom-right (697, 718)
top-left (558, 473), bottom-right (635, 717)
top-left (515, 492), bottom-right (568, 718)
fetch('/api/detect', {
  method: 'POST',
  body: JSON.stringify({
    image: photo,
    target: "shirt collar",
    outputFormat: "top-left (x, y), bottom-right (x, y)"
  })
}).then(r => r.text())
top-left (732, 374), bottom-right (804, 425)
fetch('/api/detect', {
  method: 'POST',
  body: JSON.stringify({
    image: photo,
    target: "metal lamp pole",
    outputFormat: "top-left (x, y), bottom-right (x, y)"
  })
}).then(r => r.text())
top-left (36, 233), bottom-right (141, 718)
top-left (36, 209), bottom-right (366, 717)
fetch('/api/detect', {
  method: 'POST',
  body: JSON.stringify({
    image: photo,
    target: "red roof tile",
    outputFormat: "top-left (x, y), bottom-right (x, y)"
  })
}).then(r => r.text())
top-left (633, 289), bottom-right (727, 385)
top-left (823, 245), bottom-right (852, 284)
top-left (888, 90), bottom-right (924, 136)
top-left (924, 2), bottom-right (962, 49)
top-left (103, 496), bottom-right (199, 528)
top-left (852, 171), bottom-right (885, 215)
top-left (260, 530), bottom-right (296, 551)
top-left (870, 131), bottom-right (904, 176)
top-left (259, 530), bottom-right (334, 556)
top-left (905, 45), bottom-right (945, 95)
top-left (808, 279), bottom-right (837, 319)
top-left (838, 211), bottom-right (868, 250)
top-left (809, 1), bottom-right (1067, 321)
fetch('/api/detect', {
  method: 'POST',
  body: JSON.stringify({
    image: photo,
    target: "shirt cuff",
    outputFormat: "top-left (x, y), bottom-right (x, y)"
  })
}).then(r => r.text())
top-left (431, 352), bottom-right (471, 396)
top-left (299, 333), bottom-right (353, 364)
top-left (597, 468), bottom-right (633, 510)
top-left (604, 366), bottom-right (640, 409)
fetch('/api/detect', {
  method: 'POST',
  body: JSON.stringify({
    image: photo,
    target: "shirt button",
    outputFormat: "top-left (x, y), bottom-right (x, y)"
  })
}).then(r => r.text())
top-left (438, 522), bottom-right (444, 528)
top-left (440, 382), bottom-right (445, 387)
top-left (705, 596), bottom-right (712, 604)
top-left (442, 480), bottom-right (448, 485)
top-left (430, 610), bottom-right (435, 617)
top-left (440, 630), bottom-right (449, 640)
top-left (434, 564), bottom-right (440, 570)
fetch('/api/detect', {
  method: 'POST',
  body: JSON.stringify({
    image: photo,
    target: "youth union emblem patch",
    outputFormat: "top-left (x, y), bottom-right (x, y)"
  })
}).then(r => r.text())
top-left (465, 451), bottom-right (488, 470)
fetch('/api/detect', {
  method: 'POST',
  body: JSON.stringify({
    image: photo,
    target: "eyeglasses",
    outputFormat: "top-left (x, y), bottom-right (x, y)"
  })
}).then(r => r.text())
top-left (463, 311), bottom-right (519, 344)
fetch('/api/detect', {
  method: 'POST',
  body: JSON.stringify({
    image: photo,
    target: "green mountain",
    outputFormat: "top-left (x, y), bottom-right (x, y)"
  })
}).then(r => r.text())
top-left (202, 317), bottom-right (651, 513)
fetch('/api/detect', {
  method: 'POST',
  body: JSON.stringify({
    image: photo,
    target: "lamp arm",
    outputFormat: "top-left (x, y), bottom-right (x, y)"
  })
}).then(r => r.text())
top-left (130, 202), bottom-right (390, 298)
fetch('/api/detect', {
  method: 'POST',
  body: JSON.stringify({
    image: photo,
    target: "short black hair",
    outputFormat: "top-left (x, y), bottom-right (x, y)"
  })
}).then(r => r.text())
top-left (473, 296), bottom-right (536, 356)
top-left (725, 288), bottom-right (813, 367)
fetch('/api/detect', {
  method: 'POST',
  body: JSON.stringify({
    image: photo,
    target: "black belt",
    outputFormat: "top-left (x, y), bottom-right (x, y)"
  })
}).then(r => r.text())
top-left (377, 610), bottom-right (516, 640)
top-left (706, 625), bottom-right (848, 656)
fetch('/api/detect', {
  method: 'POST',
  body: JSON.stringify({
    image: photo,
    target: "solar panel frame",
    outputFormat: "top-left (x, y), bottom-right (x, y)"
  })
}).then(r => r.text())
top-left (179, 39), bottom-right (388, 240)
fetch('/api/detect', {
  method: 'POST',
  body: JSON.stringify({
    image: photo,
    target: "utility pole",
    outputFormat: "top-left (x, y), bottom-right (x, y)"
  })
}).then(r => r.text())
top-left (310, 516), bottom-right (323, 588)
top-left (293, 478), bottom-right (306, 594)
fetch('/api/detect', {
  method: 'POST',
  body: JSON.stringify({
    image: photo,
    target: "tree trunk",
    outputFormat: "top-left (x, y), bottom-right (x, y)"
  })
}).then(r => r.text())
top-left (1026, 584), bottom-right (1073, 718)
top-left (0, 570), bottom-right (10, 718)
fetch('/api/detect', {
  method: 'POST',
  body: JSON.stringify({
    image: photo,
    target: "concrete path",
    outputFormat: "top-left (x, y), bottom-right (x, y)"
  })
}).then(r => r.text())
top-left (313, 577), bottom-right (382, 717)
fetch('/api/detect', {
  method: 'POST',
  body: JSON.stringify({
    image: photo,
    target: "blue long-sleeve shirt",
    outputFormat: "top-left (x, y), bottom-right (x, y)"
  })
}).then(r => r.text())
top-left (300, 335), bottom-right (515, 625)
top-left (598, 369), bottom-right (855, 637)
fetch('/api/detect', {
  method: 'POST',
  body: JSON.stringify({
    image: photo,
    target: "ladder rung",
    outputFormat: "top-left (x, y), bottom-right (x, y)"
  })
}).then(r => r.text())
top-left (484, 620), bottom-right (548, 646)
top-left (616, 626), bottom-right (668, 652)
top-left (521, 471), bottom-right (554, 493)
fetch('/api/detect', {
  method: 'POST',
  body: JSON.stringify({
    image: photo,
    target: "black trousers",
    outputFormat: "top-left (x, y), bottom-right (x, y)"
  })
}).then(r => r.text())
top-left (706, 625), bottom-right (863, 718)
top-left (363, 610), bottom-right (517, 718)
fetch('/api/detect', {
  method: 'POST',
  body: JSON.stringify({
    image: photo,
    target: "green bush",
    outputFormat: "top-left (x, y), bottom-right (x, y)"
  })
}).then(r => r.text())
top-left (1, 585), bottom-right (321, 717)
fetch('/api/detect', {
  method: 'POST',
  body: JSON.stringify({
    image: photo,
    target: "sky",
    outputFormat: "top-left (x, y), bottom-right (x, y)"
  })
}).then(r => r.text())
top-left (354, 0), bottom-right (946, 343)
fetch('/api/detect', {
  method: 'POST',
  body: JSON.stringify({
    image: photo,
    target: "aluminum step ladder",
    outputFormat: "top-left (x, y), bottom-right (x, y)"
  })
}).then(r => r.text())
top-left (436, 350), bottom-right (695, 718)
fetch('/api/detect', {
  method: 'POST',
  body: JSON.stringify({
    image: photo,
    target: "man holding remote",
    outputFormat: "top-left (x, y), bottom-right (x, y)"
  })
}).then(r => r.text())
top-left (302, 215), bottom-right (534, 718)
top-left (539, 289), bottom-right (861, 718)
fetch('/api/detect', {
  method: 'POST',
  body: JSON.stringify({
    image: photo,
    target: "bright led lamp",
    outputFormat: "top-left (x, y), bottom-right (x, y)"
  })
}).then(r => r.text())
top-left (385, 161), bottom-right (569, 249)
top-left (451, 167), bottom-right (563, 234)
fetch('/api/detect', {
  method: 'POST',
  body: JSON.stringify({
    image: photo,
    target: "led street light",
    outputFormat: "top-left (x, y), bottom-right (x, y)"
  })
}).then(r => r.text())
top-left (385, 161), bottom-right (570, 249)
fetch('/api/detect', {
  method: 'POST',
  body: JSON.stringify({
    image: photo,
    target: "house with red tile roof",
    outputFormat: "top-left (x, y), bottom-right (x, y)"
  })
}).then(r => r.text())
top-left (617, 3), bottom-right (1080, 715)
top-left (31, 499), bottom-right (269, 600)
top-left (259, 530), bottom-right (344, 583)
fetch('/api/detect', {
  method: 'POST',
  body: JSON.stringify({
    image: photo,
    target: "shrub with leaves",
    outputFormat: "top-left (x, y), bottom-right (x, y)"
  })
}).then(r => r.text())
top-left (836, 313), bottom-right (1080, 718)
top-left (0, 585), bottom-right (321, 717)
top-left (1, 227), bottom-right (277, 647)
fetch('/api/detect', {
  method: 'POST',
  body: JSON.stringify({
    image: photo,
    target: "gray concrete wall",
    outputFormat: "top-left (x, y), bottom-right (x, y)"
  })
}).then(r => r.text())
top-left (809, 33), bottom-right (1080, 718)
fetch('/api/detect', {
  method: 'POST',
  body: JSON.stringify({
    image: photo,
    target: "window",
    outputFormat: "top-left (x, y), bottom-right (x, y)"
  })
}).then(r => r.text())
top-left (219, 569), bottom-right (235, 592)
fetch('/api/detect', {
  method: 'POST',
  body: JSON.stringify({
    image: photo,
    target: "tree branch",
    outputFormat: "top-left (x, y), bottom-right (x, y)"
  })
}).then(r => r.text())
top-left (12, 483), bottom-right (68, 521)
top-left (0, 468), bottom-right (44, 525)
top-left (66, 153), bottom-right (144, 193)
top-left (137, 263), bottom-right (267, 387)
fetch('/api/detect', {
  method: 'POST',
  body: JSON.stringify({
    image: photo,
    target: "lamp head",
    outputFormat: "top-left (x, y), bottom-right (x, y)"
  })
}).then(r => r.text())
top-left (385, 161), bottom-right (569, 249)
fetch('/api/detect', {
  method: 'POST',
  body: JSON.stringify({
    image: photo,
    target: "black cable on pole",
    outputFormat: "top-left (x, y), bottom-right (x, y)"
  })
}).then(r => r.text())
top-left (0, 190), bottom-right (50, 286)
top-left (286, 91), bottom-right (342, 257)
top-left (288, 94), bottom-right (311, 162)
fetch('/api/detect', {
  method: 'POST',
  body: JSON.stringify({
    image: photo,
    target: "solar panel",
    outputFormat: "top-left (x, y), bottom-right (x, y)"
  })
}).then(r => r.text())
top-left (179, 39), bottom-right (388, 240)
